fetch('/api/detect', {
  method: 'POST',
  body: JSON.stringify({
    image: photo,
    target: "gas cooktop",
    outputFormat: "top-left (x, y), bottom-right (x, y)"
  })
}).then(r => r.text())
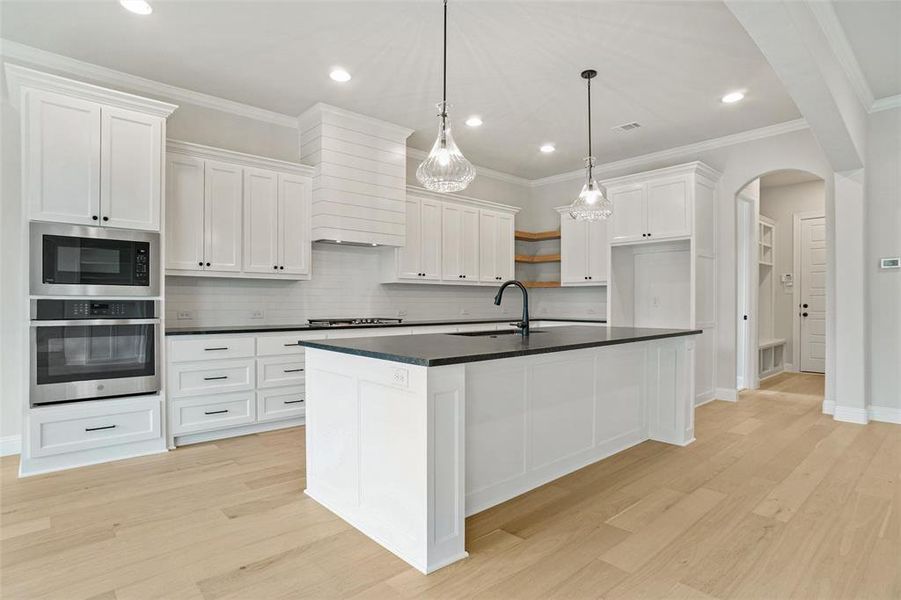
top-left (307, 317), bottom-right (404, 327)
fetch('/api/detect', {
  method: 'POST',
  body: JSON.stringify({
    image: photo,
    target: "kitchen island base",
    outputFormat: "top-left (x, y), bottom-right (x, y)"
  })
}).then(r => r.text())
top-left (304, 335), bottom-right (696, 574)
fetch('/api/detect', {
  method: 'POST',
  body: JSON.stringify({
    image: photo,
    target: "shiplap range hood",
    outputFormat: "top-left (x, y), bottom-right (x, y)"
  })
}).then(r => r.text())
top-left (298, 103), bottom-right (413, 246)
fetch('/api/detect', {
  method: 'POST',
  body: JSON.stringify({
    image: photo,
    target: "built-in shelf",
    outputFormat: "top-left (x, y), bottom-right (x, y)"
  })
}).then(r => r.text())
top-left (759, 260), bottom-right (773, 267)
top-left (515, 229), bottom-right (561, 242)
top-left (522, 281), bottom-right (561, 288)
top-left (515, 254), bottom-right (561, 264)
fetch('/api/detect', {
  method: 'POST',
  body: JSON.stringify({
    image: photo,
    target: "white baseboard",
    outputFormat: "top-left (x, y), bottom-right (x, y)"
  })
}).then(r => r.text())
top-left (869, 406), bottom-right (901, 425)
top-left (0, 435), bottom-right (21, 456)
top-left (784, 362), bottom-right (799, 373)
top-left (715, 387), bottom-right (738, 402)
top-left (695, 390), bottom-right (716, 406)
top-left (833, 405), bottom-right (869, 425)
top-left (822, 399), bottom-right (835, 415)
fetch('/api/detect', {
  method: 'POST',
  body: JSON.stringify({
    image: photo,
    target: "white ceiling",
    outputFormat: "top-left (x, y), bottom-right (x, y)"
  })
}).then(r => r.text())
top-left (833, 0), bottom-right (901, 100)
top-left (1, 1), bottom-right (803, 178)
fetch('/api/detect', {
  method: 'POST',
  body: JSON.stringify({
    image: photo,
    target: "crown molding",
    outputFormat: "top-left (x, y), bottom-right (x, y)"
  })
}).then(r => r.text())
top-left (405, 184), bottom-right (521, 214)
top-left (406, 146), bottom-right (533, 188)
top-left (598, 161), bottom-right (722, 188)
top-left (298, 102), bottom-right (413, 140)
top-left (5, 63), bottom-right (177, 117)
top-left (0, 38), bottom-right (298, 128)
top-left (870, 94), bottom-right (901, 114)
top-left (167, 139), bottom-right (315, 176)
top-left (529, 119), bottom-right (809, 188)
top-left (806, 1), bottom-right (875, 111)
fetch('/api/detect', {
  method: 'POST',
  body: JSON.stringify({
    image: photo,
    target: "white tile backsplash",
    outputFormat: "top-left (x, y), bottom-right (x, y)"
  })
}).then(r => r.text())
top-left (165, 243), bottom-right (606, 326)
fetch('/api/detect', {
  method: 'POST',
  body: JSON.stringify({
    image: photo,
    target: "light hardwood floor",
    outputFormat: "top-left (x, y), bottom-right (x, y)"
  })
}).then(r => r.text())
top-left (1, 373), bottom-right (898, 599)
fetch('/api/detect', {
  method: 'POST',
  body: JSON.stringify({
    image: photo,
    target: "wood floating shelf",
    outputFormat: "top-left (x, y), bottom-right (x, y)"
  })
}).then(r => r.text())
top-left (522, 281), bottom-right (561, 288)
top-left (515, 229), bottom-right (561, 242)
top-left (515, 253), bottom-right (561, 264)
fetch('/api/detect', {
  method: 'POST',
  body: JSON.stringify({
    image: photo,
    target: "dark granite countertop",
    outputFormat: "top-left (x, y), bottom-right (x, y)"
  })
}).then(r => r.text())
top-left (165, 317), bottom-right (606, 336)
top-left (299, 325), bottom-right (701, 366)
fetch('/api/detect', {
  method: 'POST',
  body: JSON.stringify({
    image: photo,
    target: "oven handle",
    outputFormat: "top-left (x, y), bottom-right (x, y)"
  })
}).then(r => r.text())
top-left (30, 318), bottom-right (161, 327)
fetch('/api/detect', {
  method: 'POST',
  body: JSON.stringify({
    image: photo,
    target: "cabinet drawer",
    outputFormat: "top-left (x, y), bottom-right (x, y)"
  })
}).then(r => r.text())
top-left (168, 336), bottom-right (254, 362)
top-left (257, 355), bottom-right (306, 388)
top-left (170, 392), bottom-right (255, 435)
top-left (168, 359), bottom-right (255, 397)
top-left (256, 333), bottom-right (317, 356)
top-left (29, 397), bottom-right (161, 458)
top-left (257, 386), bottom-right (305, 423)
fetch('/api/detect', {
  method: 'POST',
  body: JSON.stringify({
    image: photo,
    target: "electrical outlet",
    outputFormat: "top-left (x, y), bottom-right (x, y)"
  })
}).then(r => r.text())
top-left (392, 368), bottom-right (409, 386)
top-left (587, 308), bottom-right (596, 315)
top-left (249, 310), bottom-right (264, 320)
top-left (460, 307), bottom-right (470, 316)
top-left (176, 311), bottom-right (194, 321)
top-left (397, 309), bottom-right (408, 317)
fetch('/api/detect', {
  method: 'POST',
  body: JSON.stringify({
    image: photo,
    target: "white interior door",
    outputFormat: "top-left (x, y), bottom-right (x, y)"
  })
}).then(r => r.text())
top-left (800, 216), bottom-right (826, 373)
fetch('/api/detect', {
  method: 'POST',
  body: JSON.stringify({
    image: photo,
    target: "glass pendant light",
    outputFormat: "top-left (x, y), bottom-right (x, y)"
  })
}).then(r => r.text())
top-left (416, 0), bottom-right (476, 193)
top-left (569, 69), bottom-right (613, 221)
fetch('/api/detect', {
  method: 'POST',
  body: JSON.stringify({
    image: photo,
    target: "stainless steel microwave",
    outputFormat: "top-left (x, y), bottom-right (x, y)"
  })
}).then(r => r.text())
top-left (31, 222), bottom-right (159, 297)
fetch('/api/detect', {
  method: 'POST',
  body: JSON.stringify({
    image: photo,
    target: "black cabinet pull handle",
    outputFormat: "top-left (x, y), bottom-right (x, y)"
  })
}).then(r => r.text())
top-left (273, 265), bottom-right (278, 270)
top-left (803, 303), bottom-right (809, 308)
top-left (206, 262), bottom-right (211, 267)
top-left (283, 368), bottom-right (304, 373)
top-left (198, 261), bottom-right (204, 266)
top-left (85, 424), bottom-right (116, 432)
top-left (204, 347), bottom-right (229, 351)
top-left (203, 375), bottom-right (228, 381)
top-left (802, 312), bottom-right (809, 317)
top-left (283, 342), bottom-right (301, 347)
top-left (92, 215), bottom-right (99, 221)
top-left (204, 409), bottom-right (229, 415)
top-left (284, 399), bottom-right (304, 404)
top-left (279, 266), bottom-right (284, 270)
top-left (102, 216), bottom-right (109, 222)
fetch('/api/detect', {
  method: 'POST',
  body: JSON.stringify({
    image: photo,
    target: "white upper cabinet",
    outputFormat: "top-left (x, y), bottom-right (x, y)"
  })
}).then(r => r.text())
top-left (164, 141), bottom-right (313, 280)
top-left (479, 210), bottom-right (514, 283)
top-left (100, 106), bottom-right (162, 230)
top-left (419, 198), bottom-right (443, 280)
top-left (494, 213), bottom-right (514, 282)
top-left (165, 154), bottom-right (205, 271)
top-left (559, 210), bottom-right (608, 286)
top-left (278, 173), bottom-right (311, 276)
top-left (395, 195), bottom-right (442, 281)
top-left (605, 170), bottom-right (697, 244)
top-left (441, 204), bottom-right (479, 282)
top-left (396, 197), bottom-right (423, 280)
top-left (204, 161), bottom-right (243, 272)
top-left (243, 168), bottom-right (279, 273)
top-left (9, 66), bottom-right (176, 231)
top-left (24, 90), bottom-right (101, 226)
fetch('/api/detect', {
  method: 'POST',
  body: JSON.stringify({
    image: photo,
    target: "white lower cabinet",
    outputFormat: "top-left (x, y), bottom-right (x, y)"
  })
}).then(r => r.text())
top-left (257, 355), bottom-right (306, 388)
top-left (170, 392), bottom-right (256, 435)
top-left (257, 386), bottom-right (306, 422)
top-left (168, 359), bottom-right (255, 397)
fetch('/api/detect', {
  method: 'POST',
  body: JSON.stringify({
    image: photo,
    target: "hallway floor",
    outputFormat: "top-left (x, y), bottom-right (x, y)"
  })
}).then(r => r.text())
top-left (1, 372), bottom-right (898, 599)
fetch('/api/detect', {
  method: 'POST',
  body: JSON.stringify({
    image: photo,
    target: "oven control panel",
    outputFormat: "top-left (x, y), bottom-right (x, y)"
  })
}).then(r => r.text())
top-left (33, 299), bottom-right (157, 320)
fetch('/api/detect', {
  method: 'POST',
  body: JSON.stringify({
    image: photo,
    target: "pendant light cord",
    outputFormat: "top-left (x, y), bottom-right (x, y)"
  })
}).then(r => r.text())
top-left (587, 76), bottom-right (593, 180)
top-left (442, 0), bottom-right (448, 121)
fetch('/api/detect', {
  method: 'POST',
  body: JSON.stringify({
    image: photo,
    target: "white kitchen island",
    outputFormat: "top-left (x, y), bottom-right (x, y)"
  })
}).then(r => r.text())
top-left (301, 325), bottom-right (700, 573)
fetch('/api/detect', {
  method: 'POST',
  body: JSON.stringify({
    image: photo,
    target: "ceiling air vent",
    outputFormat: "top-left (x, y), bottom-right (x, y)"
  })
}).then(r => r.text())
top-left (611, 121), bottom-right (642, 133)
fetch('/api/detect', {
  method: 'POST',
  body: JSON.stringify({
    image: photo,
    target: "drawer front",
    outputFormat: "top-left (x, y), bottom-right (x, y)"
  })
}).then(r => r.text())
top-left (257, 333), bottom-right (324, 356)
top-left (168, 359), bottom-right (255, 397)
top-left (29, 398), bottom-right (161, 458)
top-left (257, 386), bottom-right (305, 423)
top-left (170, 392), bottom-right (255, 435)
top-left (168, 336), bottom-right (255, 362)
top-left (257, 356), bottom-right (306, 388)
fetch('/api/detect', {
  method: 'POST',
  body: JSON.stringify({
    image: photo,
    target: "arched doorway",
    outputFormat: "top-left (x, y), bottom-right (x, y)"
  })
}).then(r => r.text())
top-left (735, 169), bottom-right (826, 392)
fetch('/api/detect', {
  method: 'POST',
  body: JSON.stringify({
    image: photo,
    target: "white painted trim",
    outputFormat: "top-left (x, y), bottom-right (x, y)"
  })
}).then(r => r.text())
top-left (0, 435), bottom-right (21, 456)
top-left (822, 399), bottom-right (835, 414)
top-left (173, 417), bottom-right (304, 447)
top-left (870, 94), bottom-right (901, 113)
top-left (868, 406), bottom-right (901, 425)
top-left (405, 184), bottom-right (520, 214)
top-left (0, 38), bottom-right (296, 127)
top-left (833, 405), bottom-right (868, 425)
top-left (792, 210), bottom-right (826, 373)
top-left (529, 119), bottom-right (809, 187)
top-left (806, 1), bottom-right (875, 111)
top-left (167, 139), bottom-right (315, 177)
top-left (695, 391), bottom-right (717, 407)
top-left (4, 63), bottom-right (177, 117)
top-left (297, 102), bottom-right (413, 139)
top-left (715, 387), bottom-right (739, 402)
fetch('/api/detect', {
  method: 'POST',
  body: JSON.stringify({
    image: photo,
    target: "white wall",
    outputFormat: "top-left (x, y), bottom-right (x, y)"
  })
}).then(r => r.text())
top-left (866, 107), bottom-right (901, 414)
top-left (759, 179), bottom-right (826, 365)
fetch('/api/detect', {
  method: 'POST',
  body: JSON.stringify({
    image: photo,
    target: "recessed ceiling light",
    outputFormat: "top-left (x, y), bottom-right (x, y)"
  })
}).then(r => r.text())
top-left (120, 0), bottom-right (152, 15)
top-left (465, 116), bottom-right (483, 127)
top-left (721, 91), bottom-right (745, 104)
top-left (540, 143), bottom-right (556, 153)
top-left (329, 68), bottom-right (352, 83)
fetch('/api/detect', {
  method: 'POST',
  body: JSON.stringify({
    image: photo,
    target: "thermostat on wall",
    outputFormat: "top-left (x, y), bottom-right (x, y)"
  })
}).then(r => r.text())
top-left (880, 257), bottom-right (900, 269)
top-left (781, 273), bottom-right (793, 286)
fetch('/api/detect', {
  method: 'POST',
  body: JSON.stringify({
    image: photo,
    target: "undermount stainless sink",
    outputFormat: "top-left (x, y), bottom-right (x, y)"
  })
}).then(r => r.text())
top-left (449, 329), bottom-right (545, 337)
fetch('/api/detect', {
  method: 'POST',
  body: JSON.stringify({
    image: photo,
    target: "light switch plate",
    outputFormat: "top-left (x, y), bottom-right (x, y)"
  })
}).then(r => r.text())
top-left (879, 257), bottom-right (900, 269)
